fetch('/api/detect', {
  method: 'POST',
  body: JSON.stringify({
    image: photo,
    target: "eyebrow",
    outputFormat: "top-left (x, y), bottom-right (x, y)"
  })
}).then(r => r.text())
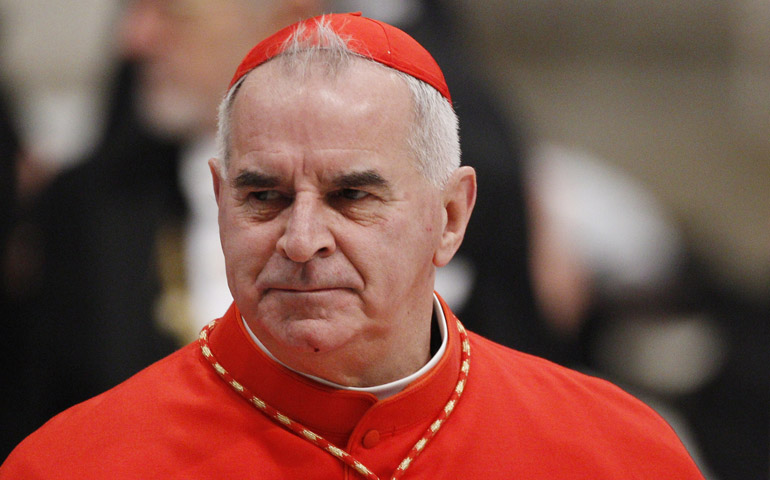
top-left (231, 170), bottom-right (281, 189)
top-left (332, 170), bottom-right (390, 191)
top-left (230, 168), bottom-right (391, 192)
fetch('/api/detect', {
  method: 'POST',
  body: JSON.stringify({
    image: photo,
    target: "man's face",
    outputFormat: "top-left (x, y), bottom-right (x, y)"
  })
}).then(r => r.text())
top-left (119, 0), bottom-right (280, 138)
top-left (211, 60), bottom-right (451, 385)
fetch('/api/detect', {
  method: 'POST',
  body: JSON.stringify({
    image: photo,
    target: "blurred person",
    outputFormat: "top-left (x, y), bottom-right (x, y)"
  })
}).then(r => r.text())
top-left (2, 14), bottom-right (703, 477)
top-left (5, 0), bottom-right (322, 457)
top-left (526, 144), bottom-right (689, 345)
top-left (526, 144), bottom-right (725, 477)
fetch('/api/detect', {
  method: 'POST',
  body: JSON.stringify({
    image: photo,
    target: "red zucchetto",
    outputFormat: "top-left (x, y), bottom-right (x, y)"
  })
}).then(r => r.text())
top-left (228, 12), bottom-right (451, 103)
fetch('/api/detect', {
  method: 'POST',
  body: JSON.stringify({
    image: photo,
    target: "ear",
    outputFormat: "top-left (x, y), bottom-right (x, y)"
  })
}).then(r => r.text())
top-left (433, 166), bottom-right (477, 267)
top-left (209, 158), bottom-right (224, 206)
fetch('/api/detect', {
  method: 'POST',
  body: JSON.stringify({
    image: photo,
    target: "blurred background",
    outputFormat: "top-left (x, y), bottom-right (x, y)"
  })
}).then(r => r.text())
top-left (0, 0), bottom-right (767, 478)
top-left (469, 0), bottom-right (770, 298)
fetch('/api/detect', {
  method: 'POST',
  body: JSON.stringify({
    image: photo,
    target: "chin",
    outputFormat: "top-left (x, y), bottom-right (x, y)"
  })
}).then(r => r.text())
top-left (275, 317), bottom-right (359, 355)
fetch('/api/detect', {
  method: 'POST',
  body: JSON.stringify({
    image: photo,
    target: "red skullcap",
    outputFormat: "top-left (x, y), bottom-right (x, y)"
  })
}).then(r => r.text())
top-left (228, 12), bottom-right (451, 103)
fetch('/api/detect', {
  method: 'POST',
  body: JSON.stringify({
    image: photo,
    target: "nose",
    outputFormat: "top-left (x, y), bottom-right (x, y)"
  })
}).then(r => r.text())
top-left (276, 194), bottom-right (336, 263)
top-left (118, 0), bottom-right (164, 59)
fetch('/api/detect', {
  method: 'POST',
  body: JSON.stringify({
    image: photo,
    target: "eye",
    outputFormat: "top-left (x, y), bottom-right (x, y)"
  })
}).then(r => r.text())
top-left (338, 189), bottom-right (369, 200)
top-left (251, 190), bottom-right (282, 201)
top-left (244, 190), bottom-right (290, 219)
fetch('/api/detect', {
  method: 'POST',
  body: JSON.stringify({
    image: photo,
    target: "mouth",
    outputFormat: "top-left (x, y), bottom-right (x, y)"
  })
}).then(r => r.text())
top-left (263, 287), bottom-right (355, 304)
top-left (266, 286), bottom-right (351, 294)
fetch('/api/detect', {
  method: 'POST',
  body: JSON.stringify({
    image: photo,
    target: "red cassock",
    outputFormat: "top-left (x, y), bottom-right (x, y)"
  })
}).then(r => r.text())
top-left (1, 297), bottom-right (704, 479)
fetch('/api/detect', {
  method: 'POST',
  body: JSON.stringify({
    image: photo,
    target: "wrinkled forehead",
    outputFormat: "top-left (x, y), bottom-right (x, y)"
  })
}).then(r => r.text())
top-left (272, 50), bottom-right (408, 90)
top-left (231, 52), bottom-right (414, 121)
top-left (229, 56), bottom-right (414, 153)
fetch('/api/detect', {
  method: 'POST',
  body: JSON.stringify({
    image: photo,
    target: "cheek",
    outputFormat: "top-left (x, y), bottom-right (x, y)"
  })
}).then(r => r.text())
top-left (395, 202), bottom-right (442, 246)
top-left (360, 211), bottom-right (438, 279)
top-left (220, 213), bottom-right (275, 273)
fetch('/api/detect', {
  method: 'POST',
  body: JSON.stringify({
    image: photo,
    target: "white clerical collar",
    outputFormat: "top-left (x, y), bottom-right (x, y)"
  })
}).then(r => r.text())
top-left (242, 293), bottom-right (448, 400)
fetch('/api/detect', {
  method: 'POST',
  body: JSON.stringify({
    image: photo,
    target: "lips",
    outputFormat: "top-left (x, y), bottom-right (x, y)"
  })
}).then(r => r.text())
top-left (256, 258), bottom-right (364, 293)
top-left (266, 286), bottom-right (350, 293)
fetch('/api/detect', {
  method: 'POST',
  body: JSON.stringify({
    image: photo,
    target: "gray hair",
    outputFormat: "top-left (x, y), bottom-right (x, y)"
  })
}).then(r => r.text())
top-left (216, 17), bottom-right (460, 187)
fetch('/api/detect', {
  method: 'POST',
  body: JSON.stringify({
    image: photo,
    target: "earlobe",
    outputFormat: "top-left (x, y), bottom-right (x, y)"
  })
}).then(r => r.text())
top-left (433, 166), bottom-right (477, 267)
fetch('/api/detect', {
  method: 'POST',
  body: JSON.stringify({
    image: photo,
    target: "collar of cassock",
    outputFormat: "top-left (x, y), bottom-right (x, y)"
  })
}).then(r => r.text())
top-left (204, 293), bottom-right (465, 447)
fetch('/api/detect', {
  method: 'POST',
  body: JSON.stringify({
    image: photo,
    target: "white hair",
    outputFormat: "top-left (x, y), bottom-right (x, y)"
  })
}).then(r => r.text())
top-left (216, 17), bottom-right (460, 187)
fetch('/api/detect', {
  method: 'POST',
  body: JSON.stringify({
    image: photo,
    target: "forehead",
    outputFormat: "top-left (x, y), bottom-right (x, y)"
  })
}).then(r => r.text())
top-left (228, 57), bottom-right (416, 175)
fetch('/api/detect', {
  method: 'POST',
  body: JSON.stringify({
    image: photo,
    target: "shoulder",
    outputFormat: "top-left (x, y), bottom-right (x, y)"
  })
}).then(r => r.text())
top-left (459, 333), bottom-right (703, 477)
top-left (0, 343), bottom-right (213, 478)
top-left (467, 332), bottom-right (662, 419)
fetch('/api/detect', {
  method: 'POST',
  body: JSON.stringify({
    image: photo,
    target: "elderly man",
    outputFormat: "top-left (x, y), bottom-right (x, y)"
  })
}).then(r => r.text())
top-left (2, 13), bottom-right (703, 478)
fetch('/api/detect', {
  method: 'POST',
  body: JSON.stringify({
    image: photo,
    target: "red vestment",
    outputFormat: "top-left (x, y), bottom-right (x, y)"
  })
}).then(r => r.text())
top-left (1, 298), bottom-right (703, 479)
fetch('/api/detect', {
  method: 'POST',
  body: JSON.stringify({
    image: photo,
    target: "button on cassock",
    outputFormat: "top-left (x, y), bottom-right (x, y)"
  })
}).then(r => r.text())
top-left (362, 429), bottom-right (381, 448)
